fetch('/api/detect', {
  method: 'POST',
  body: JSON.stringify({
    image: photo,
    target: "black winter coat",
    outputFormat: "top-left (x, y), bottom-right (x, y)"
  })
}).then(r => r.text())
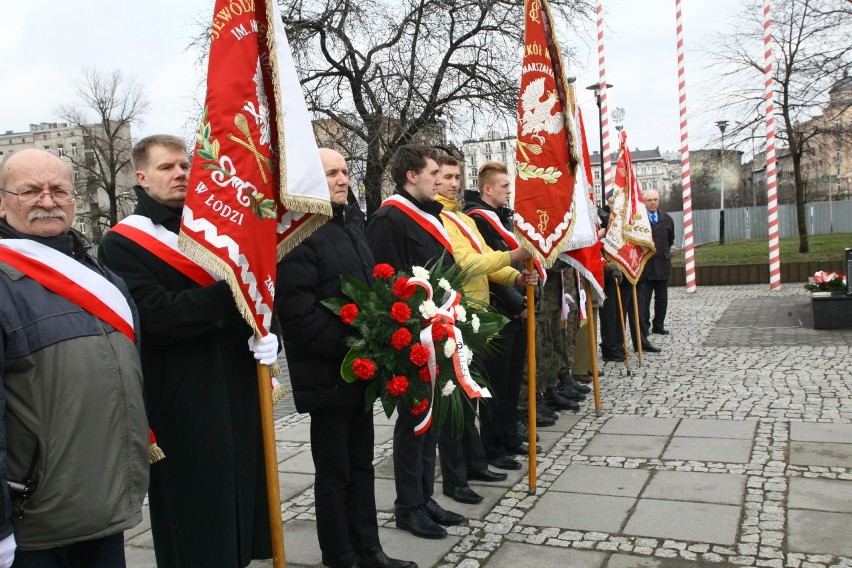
top-left (98, 186), bottom-right (271, 568)
top-left (365, 188), bottom-right (454, 272)
top-left (276, 201), bottom-right (374, 413)
top-left (462, 191), bottom-right (526, 319)
top-left (643, 209), bottom-right (675, 281)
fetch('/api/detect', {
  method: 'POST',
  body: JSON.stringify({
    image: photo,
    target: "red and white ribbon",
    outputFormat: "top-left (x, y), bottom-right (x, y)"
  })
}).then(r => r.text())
top-left (407, 275), bottom-right (490, 435)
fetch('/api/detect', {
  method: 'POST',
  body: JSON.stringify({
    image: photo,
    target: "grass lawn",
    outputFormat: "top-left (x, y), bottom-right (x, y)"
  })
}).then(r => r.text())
top-left (671, 232), bottom-right (851, 266)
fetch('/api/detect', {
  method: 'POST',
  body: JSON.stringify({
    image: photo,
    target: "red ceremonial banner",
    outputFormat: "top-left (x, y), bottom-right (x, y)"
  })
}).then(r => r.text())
top-left (514, 0), bottom-right (581, 268)
top-left (179, 0), bottom-right (331, 337)
top-left (602, 131), bottom-right (655, 285)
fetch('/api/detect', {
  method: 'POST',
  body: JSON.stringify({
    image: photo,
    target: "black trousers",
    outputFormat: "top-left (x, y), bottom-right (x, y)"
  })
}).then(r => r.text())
top-left (393, 405), bottom-right (437, 515)
top-left (438, 401), bottom-right (488, 490)
top-left (309, 404), bottom-right (380, 567)
top-left (480, 321), bottom-right (525, 458)
top-left (638, 278), bottom-right (669, 335)
top-left (12, 533), bottom-right (125, 568)
top-left (600, 273), bottom-right (634, 355)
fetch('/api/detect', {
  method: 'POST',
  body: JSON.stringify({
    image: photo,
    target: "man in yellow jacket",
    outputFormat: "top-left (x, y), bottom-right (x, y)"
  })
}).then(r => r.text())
top-left (433, 154), bottom-right (538, 504)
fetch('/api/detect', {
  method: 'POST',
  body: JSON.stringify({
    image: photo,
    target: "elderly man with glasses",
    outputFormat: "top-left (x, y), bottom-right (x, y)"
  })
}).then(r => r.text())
top-left (0, 149), bottom-right (149, 568)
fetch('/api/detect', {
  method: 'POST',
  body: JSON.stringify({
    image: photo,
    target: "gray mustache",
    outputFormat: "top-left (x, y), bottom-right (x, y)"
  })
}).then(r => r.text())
top-left (28, 209), bottom-right (68, 222)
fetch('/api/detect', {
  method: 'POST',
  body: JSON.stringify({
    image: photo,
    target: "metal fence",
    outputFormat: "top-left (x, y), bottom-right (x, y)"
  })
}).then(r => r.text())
top-left (668, 200), bottom-right (852, 249)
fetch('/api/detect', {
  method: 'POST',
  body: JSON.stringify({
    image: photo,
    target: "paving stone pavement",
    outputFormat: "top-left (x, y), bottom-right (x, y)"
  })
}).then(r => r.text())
top-left (125, 284), bottom-right (852, 567)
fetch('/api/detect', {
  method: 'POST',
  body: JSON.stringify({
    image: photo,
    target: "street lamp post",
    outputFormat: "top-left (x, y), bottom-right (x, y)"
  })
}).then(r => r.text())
top-left (587, 82), bottom-right (613, 204)
top-left (716, 120), bottom-right (729, 245)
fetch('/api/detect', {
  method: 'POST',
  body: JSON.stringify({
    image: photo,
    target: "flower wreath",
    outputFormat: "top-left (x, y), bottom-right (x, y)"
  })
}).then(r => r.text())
top-left (322, 260), bottom-right (508, 435)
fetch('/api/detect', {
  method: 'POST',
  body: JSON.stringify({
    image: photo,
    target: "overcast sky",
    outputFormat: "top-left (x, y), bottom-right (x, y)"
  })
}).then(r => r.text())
top-left (1, 0), bottom-right (749, 157)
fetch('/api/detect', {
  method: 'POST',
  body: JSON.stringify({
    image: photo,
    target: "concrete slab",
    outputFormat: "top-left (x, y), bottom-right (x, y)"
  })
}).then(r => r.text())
top-left (124, 505), bottom-right (151, 541)
top-left (279, 422), bottom-right (312, 443)
top-left (377, 525), bottom-right (459, 567)
top-left (374, 477), bottom-right (397, 513)
top-left (607, 554), bottom-right (738, 568)
top-left (790, 421), bottom-right (852, 443)
top-left (279, 449), bottom-right (316, 474)
top-left (125, 544), bottom-right (157, 568)
top-left (581, 434), bottom-right (668, 459)
top-left (522, 491), bottom-right (634, 533)
top-left (537, 411), bottom-right (583, 433)
top-left (789, 477), bottom-right (852, 513)
top-left (470, 462), bottom-right (529, 488)
top-left (600, 416), bottom-right (680, 436)
top-left (551, 464), bottom-right (650, 497)
top-left (279, 471), bottom-right (315, 501)
top-left (374, 455), bottom-right (396, 480)
top-left (790, 441), bottom-right (852, 467)
top-left (673, 418), bottom-right (757, 440)
top-left (662, 436), bottom-right (752, 463)
top-left (374, 424), bottom-right (395, 445)
top-left (788, 509), bottom-right (852, 556)
top-left (483, 541), bottom-right (606, 567)
top-left (624, 499), bottom-right (740, 545)
top-left (642, 471), bottom-right (747, 505)
top-left (281, 519), bottom-right (323, 565)
top-left (536, 430), bottom-right (563, 455)
top-left (431, 488), bottom-right (496, 522)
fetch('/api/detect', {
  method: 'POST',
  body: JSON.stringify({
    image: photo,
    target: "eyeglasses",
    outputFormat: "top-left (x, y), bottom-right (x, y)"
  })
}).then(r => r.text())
top-left (0, 187), bottom-right (78, 205)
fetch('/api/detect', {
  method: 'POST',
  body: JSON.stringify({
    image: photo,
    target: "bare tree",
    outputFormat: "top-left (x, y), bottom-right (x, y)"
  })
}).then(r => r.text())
top-left (56, 68), bottom-right (149, 241)
top-left (707, 0), bottom-right (851, 252)
top-left (280, 0), bottom-right (594, 216)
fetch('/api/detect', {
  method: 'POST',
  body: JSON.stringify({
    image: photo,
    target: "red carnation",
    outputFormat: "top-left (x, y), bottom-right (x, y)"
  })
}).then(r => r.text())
top-left (352, 358), bottom-right (376, 380)
top-left (372, 264), bottom-right (396, 279)
top-left (390, 302), bottom-right (412, 324)
top-left (390, 327), bottom-right (412, 350)
top-left (431, 321), bottom-right (447, 341)
top-left (340, 303), bottom-right (359, 324)
top-left (392, 277), bottom-right (415, 299)
top-left (411, 398), bottom-right (430, 416)
top-left (387, 376), bottom-right (409, 396)
top-left (418, 365), bottom-right (435, 383)
top-left (409, 343), bottom-right (430, 366)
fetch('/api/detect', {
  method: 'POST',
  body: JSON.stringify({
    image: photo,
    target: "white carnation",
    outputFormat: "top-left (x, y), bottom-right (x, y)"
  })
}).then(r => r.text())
top-left (454, 305), bottom-right (467, 322)
top-left (419, 300), bottom-right (438, 319)
top-left (462, 345), bottom-right (473, 363)
top-left (472, 314), bottom-right (480, 333)
top-left (441, 381), bottom-right (456, 396)
top-left (412, 266), bottom-right (429, 279)
top-left (443, 339), bottom-right (456, 358)
top-left (438, 278), bottom-right (452, 292)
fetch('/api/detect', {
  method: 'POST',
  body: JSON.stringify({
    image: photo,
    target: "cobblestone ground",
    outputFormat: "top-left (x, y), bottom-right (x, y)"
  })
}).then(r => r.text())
top-left (126, 284), bottom-right (852, 567)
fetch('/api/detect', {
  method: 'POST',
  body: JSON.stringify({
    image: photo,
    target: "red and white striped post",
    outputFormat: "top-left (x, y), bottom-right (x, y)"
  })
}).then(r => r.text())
top-left (674, 0), bottom-right (697, 293)
top-left (763, 0), bottom-right (782, 289)
top-left (597, 1), bottom-right (613, 201)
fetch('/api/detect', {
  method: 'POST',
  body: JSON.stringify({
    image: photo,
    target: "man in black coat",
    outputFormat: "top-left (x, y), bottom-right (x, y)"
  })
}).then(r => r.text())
top-left (638, 189), bottom-right (675, 338)
top-left (277, 149), bottom-right (416, 568)
top-left (365, 145), bottom-right (464, 540)
top-left (98, 135), bottom-right (277, 568)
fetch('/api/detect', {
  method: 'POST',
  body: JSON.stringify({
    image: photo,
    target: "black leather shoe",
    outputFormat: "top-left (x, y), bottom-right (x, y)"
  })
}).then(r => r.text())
top-left (639, 343), bottom-right (661, 353)
top-left (515, 420), bottom-right (540, 441)
top-left (602, 351), bottom-right (626, 362)
top-left (507, 442), bottom-right (542, 455)
top-left (544, 389), bottom-right (582, 409)
top-left (536, 397), bottom-right (560, 419)
top-left (652, 328), bottom-right (669, 335)
top-left (357, 547), bottom-right (418, 568)
top-left (556, 386), bottom-right (586, 402)
top-left (534, 410), bottom-right (556, 427)
top-left (424, 498), bottom-right (466, 526)
top-left (468, 468), bottom-right (508, 482)
top-left (443, 485), bottom-right (483, 504)
top-left (395, 508), bottom-right (446, 539)
top-left (489, 455), bottom-right (522, 470)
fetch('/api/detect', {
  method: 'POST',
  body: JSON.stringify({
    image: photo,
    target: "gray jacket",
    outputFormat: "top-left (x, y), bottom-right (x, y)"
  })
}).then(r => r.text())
top-left (0, 224), bottom-right (149, 550)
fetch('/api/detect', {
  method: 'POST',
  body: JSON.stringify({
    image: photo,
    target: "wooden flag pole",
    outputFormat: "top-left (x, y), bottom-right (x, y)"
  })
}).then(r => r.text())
top-left (584, 280), bottom-right (602, 416)
top-left (613, 276), bottom-right (631, 374)
top-left (257, 362), bottom-right (286, 568)
top-left (526, 259), bottom-right (537, 494)
top-left (632, 284), bottom-right (643, 365)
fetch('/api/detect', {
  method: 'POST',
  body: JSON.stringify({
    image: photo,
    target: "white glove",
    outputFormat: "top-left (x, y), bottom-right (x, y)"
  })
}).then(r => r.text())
top-left (0, 533), bottom-right (15, 568)
top-left (249, 334), bottom-right (279, 366)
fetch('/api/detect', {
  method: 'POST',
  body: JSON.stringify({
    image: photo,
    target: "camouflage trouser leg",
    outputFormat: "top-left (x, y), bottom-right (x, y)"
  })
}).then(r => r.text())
top-left (519, 307), bottom-right (561, 410)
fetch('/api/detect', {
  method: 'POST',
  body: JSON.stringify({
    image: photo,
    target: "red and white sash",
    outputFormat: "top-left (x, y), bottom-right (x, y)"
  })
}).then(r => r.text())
top-left (440, 211), bottom-right (483, 254)
top-left (466, 208), bottom-right (546, 283)
top-left (110, 215), bottom-right (219, 286)
top-left (381, 195), bottom-right (454, 255)
top-left (0, 239), bottom-right (135, 342)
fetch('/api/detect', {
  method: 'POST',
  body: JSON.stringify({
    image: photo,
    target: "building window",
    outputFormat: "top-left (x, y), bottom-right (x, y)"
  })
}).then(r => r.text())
top-left (485, 143), bottom-right (492, 152)
top-left (58, 145), bottom-right (65, 157)
top-left (43, 145), bottom-right (50, 151)
top-left (71, 143), bottom-right (78, 157)
top-left (500, 141), bottom-right (507, 150)
top-left (73, 170), bottom-right (80, 182)
top-left (485, 154), bottom-right (492, 162)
